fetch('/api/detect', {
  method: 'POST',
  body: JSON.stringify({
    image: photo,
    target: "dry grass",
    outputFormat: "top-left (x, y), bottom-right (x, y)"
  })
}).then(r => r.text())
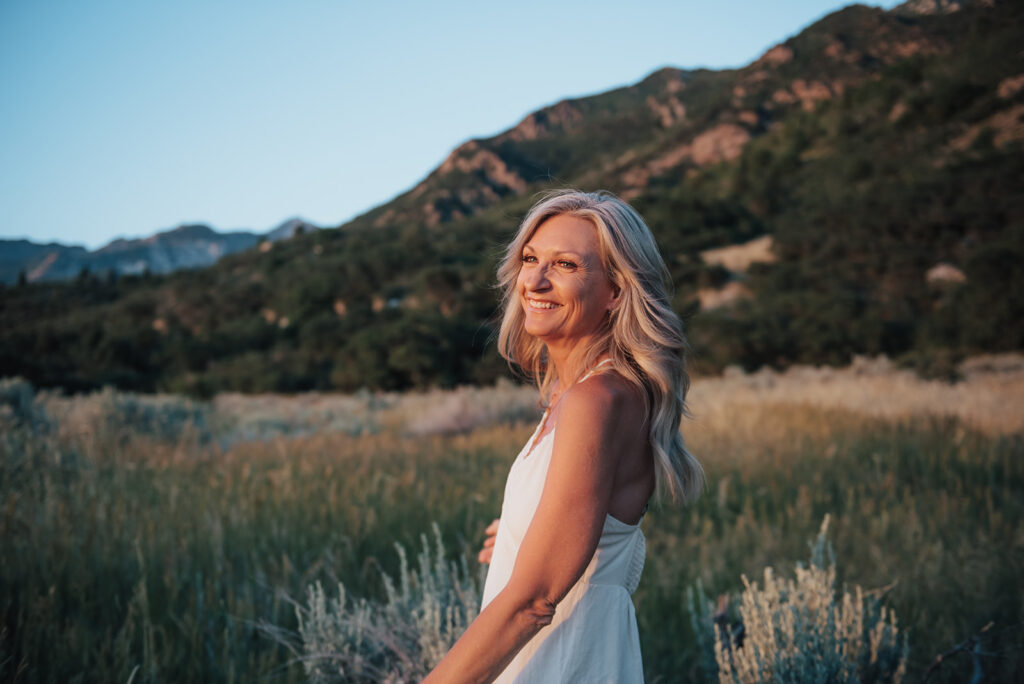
top-left (688, 353), bottom-right (1024, 437)
top-left (34, 353), bottom-right (1020, 450)
top-left (36, 378), bottom-right (539, 449)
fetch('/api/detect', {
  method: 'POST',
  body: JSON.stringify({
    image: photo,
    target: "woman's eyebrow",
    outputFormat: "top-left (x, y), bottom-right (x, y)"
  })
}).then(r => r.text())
top-left (523, 244), bottom-right (585, 260)
top-left (556, 250), bottom-right (592, 265)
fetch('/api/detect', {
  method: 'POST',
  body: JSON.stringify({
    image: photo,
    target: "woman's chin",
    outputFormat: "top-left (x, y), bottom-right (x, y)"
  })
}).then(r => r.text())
top-left (523, 323), bottom-right (551, 339)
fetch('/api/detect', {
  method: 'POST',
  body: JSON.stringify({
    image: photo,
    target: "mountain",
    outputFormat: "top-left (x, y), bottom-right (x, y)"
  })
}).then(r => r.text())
top-left (1, 0), bottom-right (1021, 395)
top-left (0, 218), bottom-right (321, 284)
top-left (350, 0), bottom-right (1002, 234)
top-left (0, 240), bottom-right (88, 285)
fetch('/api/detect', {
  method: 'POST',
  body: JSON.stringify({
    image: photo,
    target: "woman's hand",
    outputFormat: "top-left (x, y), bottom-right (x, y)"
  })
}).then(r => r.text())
top-left (478, 518), bottom-right (500, 564)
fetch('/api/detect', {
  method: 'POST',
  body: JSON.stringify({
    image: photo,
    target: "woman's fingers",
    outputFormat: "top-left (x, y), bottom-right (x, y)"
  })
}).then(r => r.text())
top-left (478, 518), bottom-right (501, 564)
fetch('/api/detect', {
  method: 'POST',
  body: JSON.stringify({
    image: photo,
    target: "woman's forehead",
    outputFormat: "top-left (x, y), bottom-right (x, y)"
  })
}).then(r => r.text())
top-left (525, 214), bottom-right (601, 254)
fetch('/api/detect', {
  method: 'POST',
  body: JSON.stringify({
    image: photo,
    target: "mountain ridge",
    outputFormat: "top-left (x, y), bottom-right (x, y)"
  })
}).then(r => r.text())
top-left (347, 2), bottom-right (963, 238)
top-left (0, 218), bottom-right (321, 284)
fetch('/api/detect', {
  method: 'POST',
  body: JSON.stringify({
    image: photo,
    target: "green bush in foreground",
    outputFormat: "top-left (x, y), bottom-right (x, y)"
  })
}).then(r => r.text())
top-left (692, 516), bottom-right (907, 684)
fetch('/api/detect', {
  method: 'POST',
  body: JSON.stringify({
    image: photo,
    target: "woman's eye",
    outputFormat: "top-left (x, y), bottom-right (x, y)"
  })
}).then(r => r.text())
top-left (557, 260), bottom-right (578, 270)
top-left (521, 254), bottom-right (537, 264)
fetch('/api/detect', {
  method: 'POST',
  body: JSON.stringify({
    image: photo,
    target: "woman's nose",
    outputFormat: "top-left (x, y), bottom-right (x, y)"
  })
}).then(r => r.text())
top-left (523, 263), bottom-right (551, 291)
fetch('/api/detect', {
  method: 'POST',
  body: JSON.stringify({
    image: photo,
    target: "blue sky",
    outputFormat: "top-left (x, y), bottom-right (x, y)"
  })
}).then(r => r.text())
top-left (1, 0), bottom-right (901, 249)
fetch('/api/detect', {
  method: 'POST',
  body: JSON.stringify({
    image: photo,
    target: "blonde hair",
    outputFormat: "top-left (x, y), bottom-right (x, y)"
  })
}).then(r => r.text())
top-left (496, 189), bottom-right (704, 504)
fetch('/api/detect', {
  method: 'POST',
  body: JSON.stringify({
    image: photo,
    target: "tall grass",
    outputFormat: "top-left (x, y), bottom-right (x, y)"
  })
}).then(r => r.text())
top-left (1, 357), bottom-right (1022, 682)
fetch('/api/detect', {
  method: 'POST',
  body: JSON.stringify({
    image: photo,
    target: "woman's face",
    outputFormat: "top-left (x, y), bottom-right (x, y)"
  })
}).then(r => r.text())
top-left (517, 214), bottom-right (617, 347)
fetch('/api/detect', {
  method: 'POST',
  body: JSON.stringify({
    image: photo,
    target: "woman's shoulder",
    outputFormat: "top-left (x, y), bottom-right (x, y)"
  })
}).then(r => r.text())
top-left (562, 369), bottom-right (644, 425)
top-left (551, 370), bottom-right (647, 470)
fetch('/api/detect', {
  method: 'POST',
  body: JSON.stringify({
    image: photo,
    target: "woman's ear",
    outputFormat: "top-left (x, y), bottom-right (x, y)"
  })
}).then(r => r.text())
top-left (606, 267), bottom-right (622, 310)
top-left (608, 283), bottom-right (622, 311)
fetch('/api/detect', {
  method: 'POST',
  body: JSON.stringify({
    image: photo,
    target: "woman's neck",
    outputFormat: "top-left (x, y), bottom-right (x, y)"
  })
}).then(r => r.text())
top-left (545, 343), bottom-right (609, 387)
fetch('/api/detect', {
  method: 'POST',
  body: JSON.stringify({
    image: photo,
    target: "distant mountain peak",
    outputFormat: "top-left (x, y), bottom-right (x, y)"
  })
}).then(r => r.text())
top-left (2, 216), bottom-right (328, 284)
top-left (266, 218), bottom-right (320, 242)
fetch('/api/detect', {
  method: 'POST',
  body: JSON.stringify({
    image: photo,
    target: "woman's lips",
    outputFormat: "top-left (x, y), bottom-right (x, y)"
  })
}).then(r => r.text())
top-left (526, 298), bottom-right (561, 310)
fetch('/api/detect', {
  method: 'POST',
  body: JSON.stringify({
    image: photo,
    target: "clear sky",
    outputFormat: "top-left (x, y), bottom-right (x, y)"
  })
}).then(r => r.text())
top-left (1, 0), bottom-right (901, 249)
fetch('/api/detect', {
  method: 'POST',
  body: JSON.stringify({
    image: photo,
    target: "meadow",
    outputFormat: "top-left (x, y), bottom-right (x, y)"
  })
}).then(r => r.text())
top-left (1, 355), bottom-right (1022, 682)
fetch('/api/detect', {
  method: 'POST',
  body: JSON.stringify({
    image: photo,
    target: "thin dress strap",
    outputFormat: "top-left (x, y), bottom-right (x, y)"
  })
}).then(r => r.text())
top-left (577, 358), bottom-right (613, 384)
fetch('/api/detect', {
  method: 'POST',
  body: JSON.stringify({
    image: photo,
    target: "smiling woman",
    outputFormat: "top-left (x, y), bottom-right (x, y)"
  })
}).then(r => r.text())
top-left (424, 190), bottom-right (704, 683)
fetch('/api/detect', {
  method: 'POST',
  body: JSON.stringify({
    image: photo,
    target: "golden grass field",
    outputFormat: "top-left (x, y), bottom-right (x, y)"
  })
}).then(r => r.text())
top-left (2, 354), bottom-right (1022, 682)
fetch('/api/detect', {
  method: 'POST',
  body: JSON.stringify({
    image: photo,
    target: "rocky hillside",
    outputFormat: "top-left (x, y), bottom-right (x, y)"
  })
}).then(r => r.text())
top-left (1, 0), bottom-right (1020, 394)
top-left (349, 1), bottom-right (968, 229)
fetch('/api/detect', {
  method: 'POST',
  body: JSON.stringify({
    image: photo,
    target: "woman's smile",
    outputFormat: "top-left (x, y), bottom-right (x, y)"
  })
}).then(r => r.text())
top-left (526, 298), bottom-right (561, 310)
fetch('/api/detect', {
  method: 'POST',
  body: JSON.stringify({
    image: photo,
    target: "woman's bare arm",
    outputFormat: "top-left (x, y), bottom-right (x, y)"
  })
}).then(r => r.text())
top-left (423, 378), bottom-right (641, 683)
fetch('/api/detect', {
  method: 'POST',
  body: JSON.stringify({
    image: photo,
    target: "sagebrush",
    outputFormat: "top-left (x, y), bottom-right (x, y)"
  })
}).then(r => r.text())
top-left (691, 516), bottom-right (908, 684)
top-left (286, 525), bottom-right (482, 683)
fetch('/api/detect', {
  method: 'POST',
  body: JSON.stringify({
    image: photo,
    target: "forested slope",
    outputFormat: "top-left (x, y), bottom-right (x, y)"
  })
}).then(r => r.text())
top-left (2, 0), bottom-right (1021, 394)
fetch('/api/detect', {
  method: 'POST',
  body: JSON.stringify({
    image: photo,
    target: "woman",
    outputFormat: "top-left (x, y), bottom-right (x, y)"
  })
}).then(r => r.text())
top-left (425, 190), bottom-right (703, 683)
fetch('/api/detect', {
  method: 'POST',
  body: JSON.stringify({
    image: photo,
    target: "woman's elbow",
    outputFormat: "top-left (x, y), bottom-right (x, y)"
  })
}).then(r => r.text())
top-left (512, 595), bottom-right (559, 631)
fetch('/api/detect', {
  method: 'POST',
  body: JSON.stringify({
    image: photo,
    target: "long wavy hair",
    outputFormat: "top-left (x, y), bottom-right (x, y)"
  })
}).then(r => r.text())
top-left (496, 189), bottom-right (704, 504)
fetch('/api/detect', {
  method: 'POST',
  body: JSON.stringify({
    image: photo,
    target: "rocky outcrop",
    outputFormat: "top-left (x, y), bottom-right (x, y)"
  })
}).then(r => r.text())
top-left (926, 263), bottom-right (967, 285)
top-left (701, 236), bottom-right (776, 273)
top-left (950, 103), bottom-right (1024, 151)
top-left (691, 123), bottom-right (752, 165)
top-left (697, 281), bottom-right (754, 310)
top-left (773, 79), bottom-right (842, 110)
top-left (755, 45), bottom-right (794, 68)
top-left (998, 74), bottom-right (1024, 99)
top-left (389, 145), bottom-right (527, 227)
top-left (620, 122), bottom-right (753, 193)
top-left (646, 95), bottom-right (687, 128)
top-left (379, 141), bottom-right (534, 228)
top-left (897, 0), bottom-right (970, 15)
top-left (437, 142), bottom-right (527, 193)
top-left (628, 121), bottom-right (752, 182)
top-left (502, 101), bottom-right (584, 142)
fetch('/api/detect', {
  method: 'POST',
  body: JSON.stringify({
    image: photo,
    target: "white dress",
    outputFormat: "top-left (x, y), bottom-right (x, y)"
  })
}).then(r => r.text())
top-left (480, 370), bottom-right (646, 683)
